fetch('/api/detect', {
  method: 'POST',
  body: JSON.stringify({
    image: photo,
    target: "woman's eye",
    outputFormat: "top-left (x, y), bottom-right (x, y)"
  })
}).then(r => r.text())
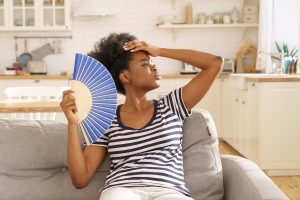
top-left (142, 61), bottom-right (150, 67)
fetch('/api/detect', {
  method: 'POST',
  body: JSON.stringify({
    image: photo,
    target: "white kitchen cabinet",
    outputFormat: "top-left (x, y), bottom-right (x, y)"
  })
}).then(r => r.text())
top-left (1, 0), bottom-right (71, 31)
top-left (0, 78), bottom-right (69, 99)
top-left (147, 77), bottom-right (222, 136)
top-left (220, 78), bottom-right (230, 140)
top-left (0, 0), bottom-right (7, 29)
top-left (225, 78), bottom-right (300, 175)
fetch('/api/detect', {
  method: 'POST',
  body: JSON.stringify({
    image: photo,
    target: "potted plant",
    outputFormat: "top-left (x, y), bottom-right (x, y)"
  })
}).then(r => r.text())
top-left (275, 41), bottom-right (298, 73)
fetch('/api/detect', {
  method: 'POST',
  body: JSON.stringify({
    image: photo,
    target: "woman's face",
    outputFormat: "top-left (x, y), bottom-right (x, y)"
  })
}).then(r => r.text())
top-left (126, 51), bottom-right (161, 93)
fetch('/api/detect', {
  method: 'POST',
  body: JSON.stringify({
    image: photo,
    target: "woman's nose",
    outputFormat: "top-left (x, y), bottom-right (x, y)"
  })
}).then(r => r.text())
top-left (151, 64), bottom-right (157, 72)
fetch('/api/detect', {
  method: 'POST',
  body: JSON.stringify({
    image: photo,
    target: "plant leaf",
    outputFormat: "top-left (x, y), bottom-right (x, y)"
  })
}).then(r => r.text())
top-left (275, 41), bottom-right (282, 53)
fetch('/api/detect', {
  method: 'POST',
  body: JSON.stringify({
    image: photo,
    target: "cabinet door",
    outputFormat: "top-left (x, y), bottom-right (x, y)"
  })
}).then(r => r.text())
top-left (42, 0), bottom-right (70, 30)
top-left (262, 82), bottom-right (300, 170)
top-left (221, 78), bottom-right (230, 139)
top-left (9, 0), bottom-right (37, 29)
top-left (0, 80), bottom-right (8, 99)
top-left (6, 79), bottom-right (69, 87)
top-left (177, 78), bottom-right (221, 136)
top-left (0, 0), bottom-right (7, 29)
top-left (227, 87), bottom-right (247, 155)
top-left (245, 82), bottom-right (260, 164)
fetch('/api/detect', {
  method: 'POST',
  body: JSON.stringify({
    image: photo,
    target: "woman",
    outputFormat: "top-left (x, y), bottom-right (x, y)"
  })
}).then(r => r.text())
top-left (60, 33), bottom-right (222, 200)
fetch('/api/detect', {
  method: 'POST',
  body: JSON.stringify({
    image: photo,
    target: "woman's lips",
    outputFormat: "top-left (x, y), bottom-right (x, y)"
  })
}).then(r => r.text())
top-left (154, 74), bottom-right (161, 80)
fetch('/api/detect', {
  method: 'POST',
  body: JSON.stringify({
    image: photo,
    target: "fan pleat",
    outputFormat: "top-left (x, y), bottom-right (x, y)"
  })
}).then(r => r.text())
top-left (72, 53), bottom-right (117, 146)
top-left (84, 64), bottom-right (106, 86)
top-left (87, 73), bottom-right (110, 90)
top-left (75, 55), bottom-right (88, 81)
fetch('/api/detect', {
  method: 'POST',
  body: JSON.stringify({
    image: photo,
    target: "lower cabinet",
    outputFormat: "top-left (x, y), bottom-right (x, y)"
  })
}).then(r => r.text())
top-left (147, 77), bottom-right (222, 137)
top-left (223, 81), bottom-right (300, 176)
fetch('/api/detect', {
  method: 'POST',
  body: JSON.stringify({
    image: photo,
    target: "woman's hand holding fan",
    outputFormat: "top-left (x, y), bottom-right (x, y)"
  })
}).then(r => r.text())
top-left (60, 90), bottom-right (78, 125)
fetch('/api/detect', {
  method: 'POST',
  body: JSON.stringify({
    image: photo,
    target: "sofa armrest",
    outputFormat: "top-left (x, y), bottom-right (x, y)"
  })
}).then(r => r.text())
top-left (221, 155), bottom-right (289, 200)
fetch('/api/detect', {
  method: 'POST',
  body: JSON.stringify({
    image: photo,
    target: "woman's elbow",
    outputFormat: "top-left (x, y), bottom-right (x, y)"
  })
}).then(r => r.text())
top-left (71, 177), bottom-right (89, 189)
top-left (213, 56), bottom-right (223, 72)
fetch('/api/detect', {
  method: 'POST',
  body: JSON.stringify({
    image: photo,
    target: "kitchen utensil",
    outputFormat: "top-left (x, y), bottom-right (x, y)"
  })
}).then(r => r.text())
top-left (31, 43), bottom-right (54, 60)
top-left (180, 62), bottom-right (198, 74)
top-left (71, 53), bottom-right (117, 145)
top-left (27, 60), bottom-right (47, 75)
top-left (18, 39), bottom-right (32, 67)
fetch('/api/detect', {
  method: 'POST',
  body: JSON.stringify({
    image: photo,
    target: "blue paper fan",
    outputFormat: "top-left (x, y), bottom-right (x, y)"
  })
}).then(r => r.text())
top-left (71, 53), bottom-right (117, 145)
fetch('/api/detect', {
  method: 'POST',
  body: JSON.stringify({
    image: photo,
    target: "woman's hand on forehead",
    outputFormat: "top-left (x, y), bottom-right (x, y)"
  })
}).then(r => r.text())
top-left (123, 40), bottom-right (161, 57)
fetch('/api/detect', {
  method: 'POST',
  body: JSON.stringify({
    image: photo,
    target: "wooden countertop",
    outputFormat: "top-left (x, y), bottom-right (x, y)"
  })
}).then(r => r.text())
top-left (0, 75), bottom-right (71, 80)
top-left (0, 73), bottom-right (229, 80)
top-left (0, 99), bottom-right (62, 112)
top-left (230, 74), bottom-right (300, 82)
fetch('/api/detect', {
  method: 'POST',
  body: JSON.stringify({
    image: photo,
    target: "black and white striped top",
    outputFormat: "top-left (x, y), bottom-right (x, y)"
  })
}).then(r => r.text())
top-left (92, 87), bottom-right (192, 196)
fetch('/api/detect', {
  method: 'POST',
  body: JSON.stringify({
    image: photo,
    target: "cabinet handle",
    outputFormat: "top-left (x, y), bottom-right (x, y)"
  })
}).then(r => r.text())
top-left (251, 83), bottom-right (256, 87)
top-left (235, 99), bottom-right (239, 102)
top-left (242, 101), bottom-right (246, 104)
top-left (34, 80), bottom-right (40, 83)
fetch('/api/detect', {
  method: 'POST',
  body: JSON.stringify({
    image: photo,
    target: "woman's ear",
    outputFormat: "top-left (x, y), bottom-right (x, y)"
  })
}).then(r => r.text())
top-left (119, 70), bottom-right (131, 84)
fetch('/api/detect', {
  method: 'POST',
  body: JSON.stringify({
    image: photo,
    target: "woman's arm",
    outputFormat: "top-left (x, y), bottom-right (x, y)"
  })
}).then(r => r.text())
top-left (123, 41), bottom-right (222, 111)
top-left (61, 90), bottom-right (107, 188)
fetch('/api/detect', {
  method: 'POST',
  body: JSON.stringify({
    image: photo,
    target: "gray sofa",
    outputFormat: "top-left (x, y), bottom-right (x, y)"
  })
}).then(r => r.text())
top-left (0, 109), bottom-right (288, 200)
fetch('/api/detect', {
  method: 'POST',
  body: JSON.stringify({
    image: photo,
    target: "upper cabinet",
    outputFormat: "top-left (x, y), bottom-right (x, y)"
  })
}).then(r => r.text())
top-left (1, 0), bottom-right (71, 31)
top-left (0, 0), bottom-right (7, 29)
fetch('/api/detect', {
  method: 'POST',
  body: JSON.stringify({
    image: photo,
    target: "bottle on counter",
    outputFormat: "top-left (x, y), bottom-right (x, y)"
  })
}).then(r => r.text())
top-left (185, 1), bottom-right (193, 24)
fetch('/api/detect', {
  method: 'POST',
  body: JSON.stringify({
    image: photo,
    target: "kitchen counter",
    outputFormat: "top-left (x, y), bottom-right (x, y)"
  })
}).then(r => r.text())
top-left (230, 73), bottom-right (300, 82)
top-left (161, 73), bottom-right (229, 79)
top-left (0, 73), bottom-right (229, 80)
top-left (0, 75), bottom-right (71, 80)
top-left (0, 99), bottom-right (61, 112)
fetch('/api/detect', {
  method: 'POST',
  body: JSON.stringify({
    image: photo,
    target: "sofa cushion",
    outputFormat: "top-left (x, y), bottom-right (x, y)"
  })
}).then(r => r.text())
top-left (0, 119), bottom-right (107, 200)
top-left (182, 109), bottom-right (224, 200)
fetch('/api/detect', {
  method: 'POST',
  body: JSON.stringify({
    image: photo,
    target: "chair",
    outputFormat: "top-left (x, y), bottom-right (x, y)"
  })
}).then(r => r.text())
top-left (2, 86), bottom-right (65, 120)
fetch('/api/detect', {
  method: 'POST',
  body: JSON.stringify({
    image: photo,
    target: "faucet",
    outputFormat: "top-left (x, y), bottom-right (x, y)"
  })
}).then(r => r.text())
top-left (258, 50), bottom-right (285, 74)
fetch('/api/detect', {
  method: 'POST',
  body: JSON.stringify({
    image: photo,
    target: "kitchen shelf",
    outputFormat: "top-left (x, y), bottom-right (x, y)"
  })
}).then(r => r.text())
top-left (157, 23), bottom-right (259, 29)
top-left (157, 23), bottom-right (259, 40)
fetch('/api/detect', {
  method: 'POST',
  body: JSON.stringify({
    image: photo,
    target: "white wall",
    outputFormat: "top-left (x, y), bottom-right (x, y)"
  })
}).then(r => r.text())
top-left (0, 0), bottom-right (258, 75)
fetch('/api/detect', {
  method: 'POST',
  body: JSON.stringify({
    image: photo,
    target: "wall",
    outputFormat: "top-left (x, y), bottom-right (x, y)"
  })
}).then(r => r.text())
top-left (0, 0), bottom-right (258, 75)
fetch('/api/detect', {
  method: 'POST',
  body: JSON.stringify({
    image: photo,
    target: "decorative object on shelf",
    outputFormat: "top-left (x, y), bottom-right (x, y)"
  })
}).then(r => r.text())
top-left (242, 5), bottom-right (258, 23)
top-left (185, 0), bottom-right (193, 24)
top-left (71, 53), bottom-right (117, 145)
top-left (231, 7), bottom-right (240, 23)
top-left (222, 12), bottom-right (231, 24)
top-left (236, 40), bottom-right (258, 73)
top-left (196, 12), bottom-right (206, 24)
top-left (213, 12), bottom-right (222, 24)
top-left (275, 41), bottom-right (298, 74)
top-left (206, 15), bottom-right (213, 24)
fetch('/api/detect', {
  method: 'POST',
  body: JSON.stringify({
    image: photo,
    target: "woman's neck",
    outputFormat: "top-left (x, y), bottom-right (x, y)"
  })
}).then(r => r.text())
top-left (122, 89), bottom-right (151, 112)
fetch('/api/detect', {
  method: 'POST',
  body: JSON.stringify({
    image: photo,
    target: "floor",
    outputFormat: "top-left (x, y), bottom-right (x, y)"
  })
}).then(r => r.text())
top-left (219, 141), bottom-right (300, 200)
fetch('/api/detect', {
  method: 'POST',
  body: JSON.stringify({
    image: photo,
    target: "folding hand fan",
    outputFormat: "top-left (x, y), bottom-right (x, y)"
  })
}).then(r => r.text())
top-left (71, 53), bottom-right (117, 145)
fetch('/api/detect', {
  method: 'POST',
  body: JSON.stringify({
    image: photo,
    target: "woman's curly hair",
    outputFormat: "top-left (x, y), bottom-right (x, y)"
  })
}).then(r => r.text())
top-left (88, 32), bottom-right (137, 95)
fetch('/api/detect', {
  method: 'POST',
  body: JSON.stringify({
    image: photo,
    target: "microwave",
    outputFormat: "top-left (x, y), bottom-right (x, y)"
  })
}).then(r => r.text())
top-left (222, 59), bottom-right (235, 73)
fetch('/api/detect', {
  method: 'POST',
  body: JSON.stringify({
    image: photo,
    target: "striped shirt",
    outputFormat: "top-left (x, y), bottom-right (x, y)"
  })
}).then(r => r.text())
top-left (92, 87), bottom-right (192, 196)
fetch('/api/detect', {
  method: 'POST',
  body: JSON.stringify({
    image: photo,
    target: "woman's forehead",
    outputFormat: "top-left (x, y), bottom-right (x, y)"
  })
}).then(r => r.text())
top-left (131, 51), bottom-right (150, 61)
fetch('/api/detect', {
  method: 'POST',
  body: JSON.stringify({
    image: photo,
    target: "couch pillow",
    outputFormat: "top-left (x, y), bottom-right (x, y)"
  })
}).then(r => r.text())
top-left (182, 109), bottom-right (224, 200)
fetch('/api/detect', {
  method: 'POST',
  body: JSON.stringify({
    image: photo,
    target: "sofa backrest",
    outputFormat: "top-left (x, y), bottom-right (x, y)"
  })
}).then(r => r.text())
top-left (0, 109), bottom-right (223, 200)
